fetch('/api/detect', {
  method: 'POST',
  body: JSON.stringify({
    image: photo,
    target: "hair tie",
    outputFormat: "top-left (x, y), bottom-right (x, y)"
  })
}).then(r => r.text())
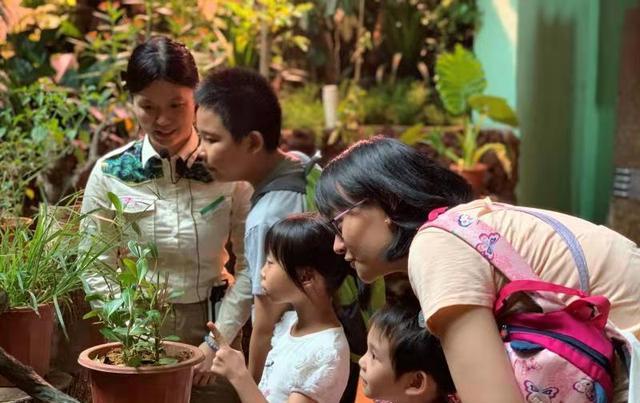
top-left (427, 206), bottom-right (448, 222)
top-left (417, 310), bottom-right (426, 329)
top-left (447, 394), bottom-right (462, 403)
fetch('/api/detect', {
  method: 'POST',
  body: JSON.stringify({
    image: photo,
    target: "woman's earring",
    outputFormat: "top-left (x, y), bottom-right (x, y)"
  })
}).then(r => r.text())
top-left (385, 218), bottom-right (392, 225)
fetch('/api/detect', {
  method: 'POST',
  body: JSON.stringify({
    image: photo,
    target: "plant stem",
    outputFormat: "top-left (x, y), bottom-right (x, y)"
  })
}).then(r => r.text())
top-left (154, 270), bottom-right (160, 362)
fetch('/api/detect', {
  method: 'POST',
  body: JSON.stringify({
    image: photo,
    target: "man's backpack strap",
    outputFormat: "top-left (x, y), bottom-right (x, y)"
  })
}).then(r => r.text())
top-left (304, 156), bottom-right (322, 212)
top-left (249, 153), bottom-right (321, 209)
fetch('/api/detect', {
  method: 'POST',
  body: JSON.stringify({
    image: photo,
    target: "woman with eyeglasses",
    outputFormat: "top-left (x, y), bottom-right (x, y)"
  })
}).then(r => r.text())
top-left (315, 136), bottom-right (639, 403)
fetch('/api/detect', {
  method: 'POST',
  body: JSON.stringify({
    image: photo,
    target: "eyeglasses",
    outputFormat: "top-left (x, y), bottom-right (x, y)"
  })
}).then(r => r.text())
top-left (328, 199), bottom-right (367, 237)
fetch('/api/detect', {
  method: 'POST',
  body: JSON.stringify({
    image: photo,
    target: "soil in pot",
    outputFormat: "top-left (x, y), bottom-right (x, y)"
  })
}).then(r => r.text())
top-left (78, 341), bottom-right (204, 403)
top-left (0, 304), bottom-right (55, 386)
top-left (101, 346), bottom-right (193, 366)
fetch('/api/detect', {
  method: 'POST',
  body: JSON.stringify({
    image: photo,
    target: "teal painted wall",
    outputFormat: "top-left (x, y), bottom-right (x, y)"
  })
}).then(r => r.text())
top-left (474, 0), bottom-right (518, 112)
top-left (475, 0), bottom-right (638, 222)
top-left (516, 1), bottom-right (577, 213)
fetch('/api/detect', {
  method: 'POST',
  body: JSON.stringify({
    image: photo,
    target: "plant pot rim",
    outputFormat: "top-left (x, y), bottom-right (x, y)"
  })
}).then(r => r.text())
top-left (78, 341), bottom-right (204, 374)
top-left (450, 162), bottom-right (488, 173)
top-left (0, 216), bottom-right (33, 227)
top-left (2, 303), bottom-right (53, 314)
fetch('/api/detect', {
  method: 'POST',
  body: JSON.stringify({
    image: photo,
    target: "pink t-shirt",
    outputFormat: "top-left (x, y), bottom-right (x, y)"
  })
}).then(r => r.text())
top-left (408, 198), bottom-right (640, 335)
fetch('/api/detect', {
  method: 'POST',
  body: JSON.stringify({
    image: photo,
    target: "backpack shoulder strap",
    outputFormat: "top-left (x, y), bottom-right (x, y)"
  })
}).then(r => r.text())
top-left (493, 204), bottom-right (590, 293)
top-left (249, 172), bottom-right (306, 207)
top-left (304, 157), bottom-right (322, 212)
top-left (420, 211), bottom-right (538, 282)
top-left (250, 153), bottom-right (323, 209)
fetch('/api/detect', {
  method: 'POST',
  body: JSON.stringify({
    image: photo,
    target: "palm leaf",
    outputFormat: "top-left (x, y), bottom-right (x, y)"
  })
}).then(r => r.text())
top-left (398, 124), bottom-right (425, 146)
top-left (424, 130), bottom-right (460, 163)
top-left (435, 44), bottom-right (486, 116)
top-left (468, 95), bottom-right (519, 127)
top-left (400, 125), bottom-right (460, 163)
top-left (472, 142), bottom-right (512, 177)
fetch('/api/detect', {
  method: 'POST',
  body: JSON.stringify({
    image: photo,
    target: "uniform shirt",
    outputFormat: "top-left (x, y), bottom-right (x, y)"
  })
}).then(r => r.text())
top-left (81, 134), bottom-right (253, 324)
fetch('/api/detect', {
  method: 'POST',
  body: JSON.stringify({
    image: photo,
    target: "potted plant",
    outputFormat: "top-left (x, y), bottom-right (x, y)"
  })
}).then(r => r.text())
top-left (0, 199), bottom-right (104, 386)
top-left (0, 79), bottom-right (104, 219)
top-left (401, 44), bottom-right (518, 193)
top-left (78, 193), bottom-right (203, 403)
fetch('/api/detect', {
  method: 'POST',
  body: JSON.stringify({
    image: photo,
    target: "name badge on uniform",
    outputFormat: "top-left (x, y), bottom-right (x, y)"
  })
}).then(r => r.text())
top-left (200, 195), bottom-right (225, 217)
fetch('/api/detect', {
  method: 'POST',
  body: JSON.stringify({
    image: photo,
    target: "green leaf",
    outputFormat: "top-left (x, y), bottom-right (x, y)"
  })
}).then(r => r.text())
top-left (30, 125), bottom-right (49, 142)
top-left (85, 293), bottom-right (105, 302)
top-left (128, 240), bottom-right (141, 258)
top-left (82, 310), bottom-right (99, 320)
top-left (107, 192), bottom-right (122, 214)
top-left (399, 124), bottom-right (425, 146)
top-left (102, 297), bottom-right (124, 320)
top-left (158, 357), bottom-right (178, 365)
top-left (58, 20), bottom-right (82, 38)
top-left (136, 258), bottom-right (148, 283)
top-left (53, 296), bottom-right (69, 341)
top-left (122, 258), bottom-right (137, 276)
top-left (472, 142), bottom-right (512, 176)
top-left (27, 291), bottom-right (38, 309)
top-left (162, 335), bottom-right (180, 342)
top-left (120, 258), bottom-right (138, 285)
top-left (120, 271), bottom-right (137, 286)
top-left (131, 221), bottom-right (141, 237)
top-left (468, 95), bottom-right (518, 127)
top-left (99, 327), bottom-right (120, 342)
top-left (435, 44), bottom-right (486, 116)
top-left (419, 129), bottom-right (461, 164)
top-left (126, 326), bottom-right (145, 336)
top-left (145, 309), bottom-right (161, 322)
top-left (148, 242), bottom-right (159, 259)
top-left (113, 326), bottom-right (131, 336)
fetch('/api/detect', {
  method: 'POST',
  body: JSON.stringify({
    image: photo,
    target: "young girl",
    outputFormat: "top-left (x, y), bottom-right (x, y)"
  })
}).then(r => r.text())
top-left (359, 296), bottom-right (458, 403)
top-left (209, 213), bottom-right (351, 403)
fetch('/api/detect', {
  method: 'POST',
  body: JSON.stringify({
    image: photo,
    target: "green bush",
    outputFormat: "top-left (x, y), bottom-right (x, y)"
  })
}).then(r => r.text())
top-left (280, 84), bottom-right (324, 137)
top-left (362, 79), bottom-right (431, 126)
top-left (0, 79), bottom-right (105, 216)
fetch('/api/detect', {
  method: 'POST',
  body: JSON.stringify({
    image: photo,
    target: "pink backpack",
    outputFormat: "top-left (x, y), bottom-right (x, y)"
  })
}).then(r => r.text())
top-left (422, 205), bottom-right (632, 403)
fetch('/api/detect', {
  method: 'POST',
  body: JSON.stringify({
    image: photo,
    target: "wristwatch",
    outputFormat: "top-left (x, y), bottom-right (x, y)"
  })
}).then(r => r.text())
top-left (204, 333), bottom-right (219, 352)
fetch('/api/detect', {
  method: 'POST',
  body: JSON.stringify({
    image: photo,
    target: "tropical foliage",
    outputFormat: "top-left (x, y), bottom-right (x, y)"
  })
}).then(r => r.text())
top-left (0, 0), bottom-right (484, 217)
top-left (0, 79), bottom-right (106, 216)
top-left (402, 44), bottom-right (518, 175)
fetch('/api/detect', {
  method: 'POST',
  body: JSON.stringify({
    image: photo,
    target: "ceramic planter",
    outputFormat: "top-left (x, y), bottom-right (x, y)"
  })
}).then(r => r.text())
top-left (78, 341), bottom-right (204, 403)
top-left (451, 163), bottom-right (488, 195)
top-left (0, 304), bottom-right (55, 386)
top-left (322, 84), bottom-right (339, 130)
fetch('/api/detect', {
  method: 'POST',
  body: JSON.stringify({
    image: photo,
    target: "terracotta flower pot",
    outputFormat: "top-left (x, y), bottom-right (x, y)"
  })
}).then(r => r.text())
top-left (78, 341), bottom-right (205, 403)
top-left (0, 304), bottom-right (55, 386)
top-left (450, 163), bottom-right (488, 195)
top-left (0, 216), bottom-right (33, 230)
